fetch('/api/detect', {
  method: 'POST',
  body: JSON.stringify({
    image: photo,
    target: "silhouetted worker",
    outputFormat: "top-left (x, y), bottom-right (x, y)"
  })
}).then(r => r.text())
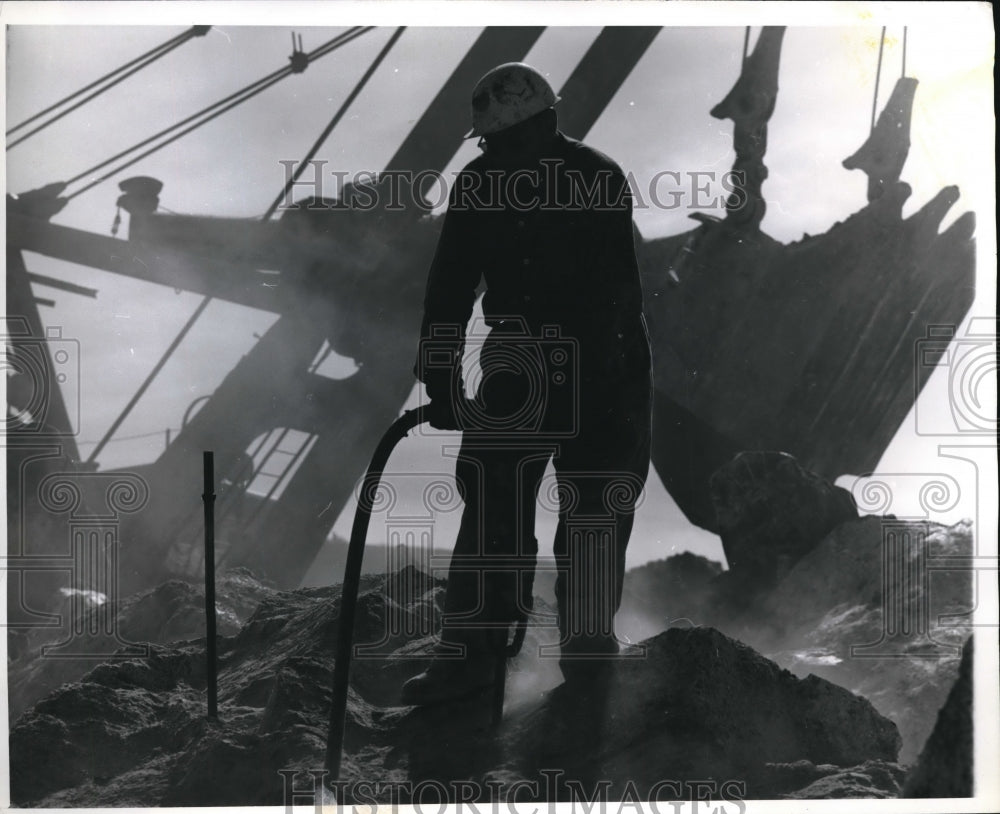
top-left (403, 63), bottom-right (652, 705)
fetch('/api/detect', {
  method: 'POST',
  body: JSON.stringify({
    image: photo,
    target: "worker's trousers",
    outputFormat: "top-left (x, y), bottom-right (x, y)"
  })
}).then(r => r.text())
top-left (438, 335), bottom-right (652, 676)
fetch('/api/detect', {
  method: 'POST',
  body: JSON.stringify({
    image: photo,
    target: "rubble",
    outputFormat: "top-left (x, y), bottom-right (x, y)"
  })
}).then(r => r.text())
top-left (11, 567), bottom-right (902, 807)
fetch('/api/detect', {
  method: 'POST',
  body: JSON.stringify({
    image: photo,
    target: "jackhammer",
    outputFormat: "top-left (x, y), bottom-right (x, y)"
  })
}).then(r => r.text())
top-left (323, 405), bottom-right (537, 790)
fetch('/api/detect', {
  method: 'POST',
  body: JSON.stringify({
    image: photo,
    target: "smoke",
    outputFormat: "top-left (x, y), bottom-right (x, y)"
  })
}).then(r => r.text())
top-left (504, 637), bottom-right (565, 715)
top-left (502, 550), bottom-right (728, 713)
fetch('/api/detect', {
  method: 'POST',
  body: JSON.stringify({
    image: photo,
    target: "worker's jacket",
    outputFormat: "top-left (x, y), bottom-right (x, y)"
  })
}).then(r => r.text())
top-left (415, 130), bottom-right (651, 413)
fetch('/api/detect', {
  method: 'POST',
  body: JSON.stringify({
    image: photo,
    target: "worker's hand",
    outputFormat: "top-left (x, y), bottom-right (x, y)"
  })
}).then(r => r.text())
top-left (426, 396), bottom-right (464, 431)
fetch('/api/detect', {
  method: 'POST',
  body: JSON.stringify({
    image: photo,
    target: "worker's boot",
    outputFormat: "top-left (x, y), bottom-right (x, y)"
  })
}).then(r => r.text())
top-left (401, 525), bottom-right (520, 706)
top-left (401, 580), bottom-right (513, 707)
top-left (400, 643), bottom-right (496, 706)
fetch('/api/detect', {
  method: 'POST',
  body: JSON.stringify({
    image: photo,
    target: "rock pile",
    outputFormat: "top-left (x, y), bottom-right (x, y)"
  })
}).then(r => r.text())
top-left (10, 568), bottom-right (903, 807)
top-left (7, 567), bottom-right (275, 721)
top-left (7, 454), bottom-right (975, 805)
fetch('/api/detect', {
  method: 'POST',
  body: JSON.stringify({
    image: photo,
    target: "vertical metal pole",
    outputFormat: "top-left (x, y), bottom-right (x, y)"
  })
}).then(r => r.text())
top-left (870, 26), bottom-right (886, 134)
top-left (203, 451), bottom-right (218, 719)
top-left (901, 27), bottom-right (907, 78)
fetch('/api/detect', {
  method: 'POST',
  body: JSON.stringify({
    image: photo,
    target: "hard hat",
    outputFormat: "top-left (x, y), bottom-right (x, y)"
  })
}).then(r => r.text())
top-left (463, 63), bottom-right (560, 139)
top-left (116, 176), bottom-right (163, 216)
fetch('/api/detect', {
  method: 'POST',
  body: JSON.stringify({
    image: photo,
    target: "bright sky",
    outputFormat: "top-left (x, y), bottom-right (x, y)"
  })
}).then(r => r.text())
top-left (2, 3), bottom-right (996, 574)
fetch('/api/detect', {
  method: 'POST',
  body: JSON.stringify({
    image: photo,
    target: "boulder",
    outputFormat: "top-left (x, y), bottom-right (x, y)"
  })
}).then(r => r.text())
top-left (503, 626), bottom-right (900, 800)
top-left (709, 451), bottom-right (857, 595)
top-left (751, 517), bottom-right (973, 764)
top-left (903, 636), bottom-right (974, 798)
top-left (614, 517), bottom-right (974, 770)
